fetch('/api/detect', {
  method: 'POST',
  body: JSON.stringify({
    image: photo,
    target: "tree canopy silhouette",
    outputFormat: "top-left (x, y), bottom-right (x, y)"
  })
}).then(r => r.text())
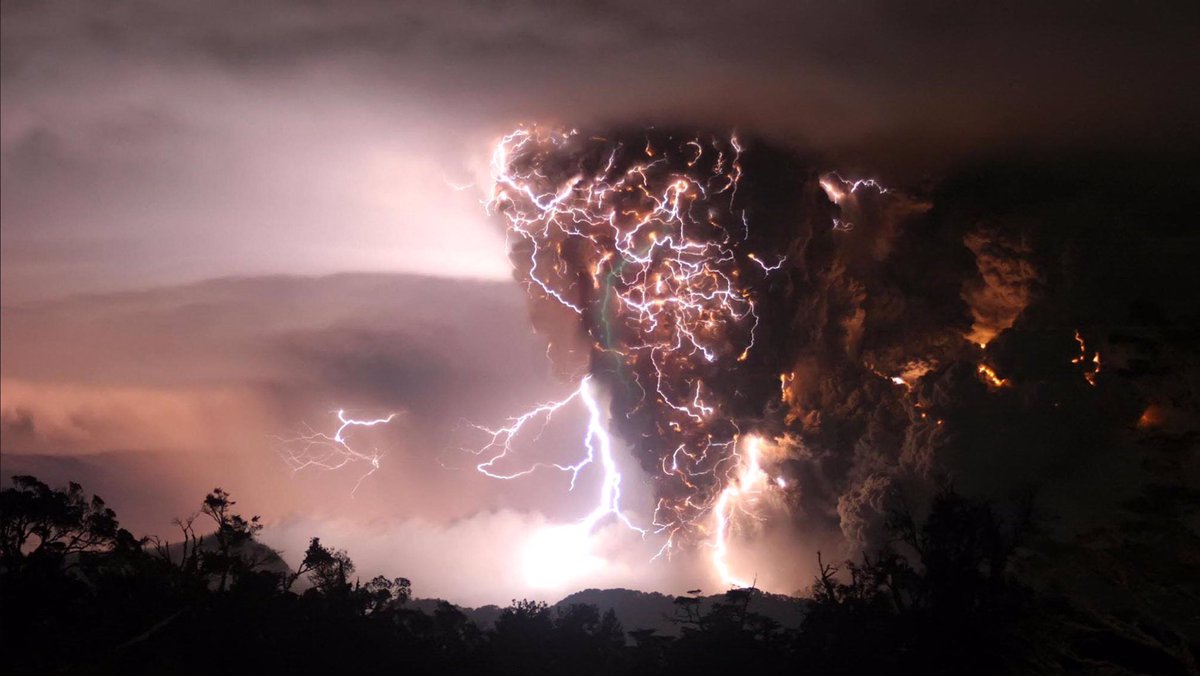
top-left (0, 474), bottom-right (1194, 675)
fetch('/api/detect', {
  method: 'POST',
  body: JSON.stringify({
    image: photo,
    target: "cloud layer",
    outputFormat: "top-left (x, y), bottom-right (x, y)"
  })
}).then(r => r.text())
top-left (5, 0), bottom-right (1197, 301)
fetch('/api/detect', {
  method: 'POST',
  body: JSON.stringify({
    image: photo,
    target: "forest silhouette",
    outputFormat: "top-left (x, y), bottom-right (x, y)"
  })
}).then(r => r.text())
top-left (1, 474), bottom-right (1194, 675)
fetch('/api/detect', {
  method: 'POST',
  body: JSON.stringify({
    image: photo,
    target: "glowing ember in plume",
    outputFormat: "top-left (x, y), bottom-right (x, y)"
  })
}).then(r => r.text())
top-left (867, 362), bottom-right (921, 390)
top-left (779, 372), bottom-right (795, 401)
top-left (977, 363), bottom-right (1008, 388)
top-left (1071, 330), bottom-right (1101, 386)
top-left (276, 410), bottom-right (397, 494)
top-left (1137, 405), bottom-right (1164, 429)
top-left (485, 126), bottom-right (793, 575)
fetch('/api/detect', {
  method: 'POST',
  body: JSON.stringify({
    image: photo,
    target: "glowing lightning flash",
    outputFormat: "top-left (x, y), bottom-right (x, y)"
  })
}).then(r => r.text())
top-left (277, 410), bottom-right (397, 495)
top-left (819, 172), bottom-right (891, 233)
top-left (471, 376), bottom-right (645, 536)
top-left (711, 434), bottom-right (770, 589)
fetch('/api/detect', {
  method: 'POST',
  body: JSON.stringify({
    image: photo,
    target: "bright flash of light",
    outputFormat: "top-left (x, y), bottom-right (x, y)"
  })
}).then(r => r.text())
top-left (711, 434), bottom-right (772, 589)
top-left (470, 376), bottom-right (650, 588)
top-left (522, 522), bottom-right (604, 589)
top-left (276, 410), bottom-right (397, 494)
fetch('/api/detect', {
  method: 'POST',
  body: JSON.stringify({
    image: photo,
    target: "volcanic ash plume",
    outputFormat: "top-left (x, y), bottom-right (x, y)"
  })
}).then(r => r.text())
top-left (487, 127), bottom-right (825, 549)
top-left (484, 126), bottom-right (1192, 591)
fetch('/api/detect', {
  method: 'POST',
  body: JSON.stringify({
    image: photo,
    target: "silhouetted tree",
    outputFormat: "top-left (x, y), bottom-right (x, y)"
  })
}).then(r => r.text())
top-left (299, 536), bottom-right (355, 596)
top-left (147, 513), bottom-right (203, 576)
top-left (361, 574), bottom-right (412, 613)
top-left (666, 587), bottom-right (790, 675)
top-left (796, 487), bottom-right (1042, 675)
top-left (3, 473), bottom-right (1190, 676)
top-left (199, 487), bottom-right (264, 591)
top-left (0, 475), bottom-right (128, 571)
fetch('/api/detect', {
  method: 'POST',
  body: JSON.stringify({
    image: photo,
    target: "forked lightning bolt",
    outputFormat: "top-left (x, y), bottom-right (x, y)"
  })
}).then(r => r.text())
top-left (469, 376), bottom-right (644, 536)
top-left (276, 410), bottom-right (397, 495)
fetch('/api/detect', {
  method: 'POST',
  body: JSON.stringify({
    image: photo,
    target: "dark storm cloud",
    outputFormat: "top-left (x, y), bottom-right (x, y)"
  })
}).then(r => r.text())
top-left (801, 156), bottom-right (1200, 552)
top-left (5, 0), bottom-right (1197, 302)
top-left (5, 0), bottom-right (1197, 153)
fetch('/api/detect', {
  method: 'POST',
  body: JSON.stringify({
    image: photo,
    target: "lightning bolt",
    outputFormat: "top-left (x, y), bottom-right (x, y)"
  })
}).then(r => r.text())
top-left (711, 434), bottom-right (770, 589)
top-left (276, 410), bottom-right (397, 495)
top-left (469, 376), bottom-right (645, 536)
top-left (819, 172), bottom-right (891, 233)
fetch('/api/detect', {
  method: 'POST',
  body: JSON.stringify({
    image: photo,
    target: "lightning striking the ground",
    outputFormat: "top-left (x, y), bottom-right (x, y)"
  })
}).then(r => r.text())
top-left (710, 434), bottom-right (771, 588)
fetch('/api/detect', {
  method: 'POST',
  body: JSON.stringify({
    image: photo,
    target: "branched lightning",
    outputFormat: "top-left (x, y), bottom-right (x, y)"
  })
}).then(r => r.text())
top-left (819, 173), bottom-right (890, 203)
top-left (469, 376), bottom-right (645, 536)
top-left (819, 172), bottom-right (891, 232)
top-left (276, 410), bottom-right (397, 495)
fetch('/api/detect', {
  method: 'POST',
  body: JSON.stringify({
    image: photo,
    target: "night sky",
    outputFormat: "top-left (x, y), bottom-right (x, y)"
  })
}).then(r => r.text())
top-left (2, 0), bottom-right (1197, 607)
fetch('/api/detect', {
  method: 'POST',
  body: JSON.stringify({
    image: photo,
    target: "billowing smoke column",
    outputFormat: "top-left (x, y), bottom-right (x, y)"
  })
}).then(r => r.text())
top-left (486, 127), bottom-right (819, 561)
